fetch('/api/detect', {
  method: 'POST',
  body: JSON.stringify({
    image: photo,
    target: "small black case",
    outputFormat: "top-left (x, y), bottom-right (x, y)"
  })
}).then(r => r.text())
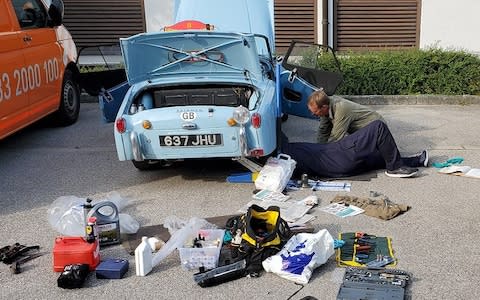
top-left (57, 264), bottom-right (90, 289)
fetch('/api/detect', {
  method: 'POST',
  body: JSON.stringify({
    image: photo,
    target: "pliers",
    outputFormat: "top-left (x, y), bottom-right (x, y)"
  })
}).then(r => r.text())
top-left (357, 237), bottom-right (376, 245)
top-left (355, 245), bottom-right (372, 252)
top-left (355, 232), bottom-right (376, 239)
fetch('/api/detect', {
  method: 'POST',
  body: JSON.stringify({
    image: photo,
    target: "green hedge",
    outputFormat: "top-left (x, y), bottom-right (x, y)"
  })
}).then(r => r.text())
top-left (318, 48), bottom-right (480, 95)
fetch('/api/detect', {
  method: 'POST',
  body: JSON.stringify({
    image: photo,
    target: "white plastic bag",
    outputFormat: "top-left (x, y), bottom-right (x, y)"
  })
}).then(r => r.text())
top-left (119, 213), bottom-right (140, 234)
top-left (255, 154), bottom-right (296, 192)
top-left (47, 192), bottom-right (140, 236)
top-left (103, 191), bottom-right (129, 211)
top-left (47, 195), bottom-right (86, 236)
top-left (262, 229), bottom-right (334, 284)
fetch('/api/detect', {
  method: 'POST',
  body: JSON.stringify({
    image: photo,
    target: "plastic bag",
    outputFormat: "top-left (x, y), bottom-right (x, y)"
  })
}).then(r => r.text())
top-left (47, 192), bottom-right (139, 236)
top-left (151, 216), bottom-right (217, 266)
top-left (262, 229), bottom-right (334, 284)
top-left (163, 215), bottom-right (189, 235)
top-left (102, 191), bottom-right (129, 211)
top-left (255, 154), bottom-right (296, 192)
top-left (119, 213), bottom-right (140, 234)
top-left (47, 195), bottom-right (86, 236)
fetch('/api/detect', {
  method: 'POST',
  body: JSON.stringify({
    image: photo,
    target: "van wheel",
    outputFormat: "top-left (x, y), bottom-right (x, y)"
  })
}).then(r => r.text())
top-left (54, 69), bottom-right (80, 126)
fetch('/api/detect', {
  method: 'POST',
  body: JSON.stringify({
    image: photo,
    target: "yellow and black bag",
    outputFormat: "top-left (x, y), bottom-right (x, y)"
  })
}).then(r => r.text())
top-left (226, 204), bottom-right (290, 275)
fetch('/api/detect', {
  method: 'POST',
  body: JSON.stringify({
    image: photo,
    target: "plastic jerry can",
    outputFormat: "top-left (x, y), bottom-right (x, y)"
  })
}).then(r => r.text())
top-left (87, 201), bottom-right (120, 246)
top-left (53, 236), bottom-right (100, 272)
top-left (135, 237), bottom-right (153, 276)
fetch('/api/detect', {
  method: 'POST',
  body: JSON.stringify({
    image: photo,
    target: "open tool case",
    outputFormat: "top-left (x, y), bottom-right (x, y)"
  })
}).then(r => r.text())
top-left (337, 267), bottom-right (411, 300)
top-left (336, 232), bottom-right (396, 268)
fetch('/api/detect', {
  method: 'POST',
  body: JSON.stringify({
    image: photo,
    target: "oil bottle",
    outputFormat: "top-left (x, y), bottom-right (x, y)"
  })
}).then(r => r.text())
top-left (87, 201), bottom-right (120, 246)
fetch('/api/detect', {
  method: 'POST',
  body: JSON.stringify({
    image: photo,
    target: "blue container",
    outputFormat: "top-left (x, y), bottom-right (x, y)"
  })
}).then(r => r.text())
top-left (95, 258), bottom-right (129, 279)
top-left (98, 81), bottom-right (130, 123)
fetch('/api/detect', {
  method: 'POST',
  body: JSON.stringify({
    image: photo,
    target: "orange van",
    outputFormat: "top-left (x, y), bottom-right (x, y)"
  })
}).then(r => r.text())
top-left (0, 0), bottom-right (79, 140)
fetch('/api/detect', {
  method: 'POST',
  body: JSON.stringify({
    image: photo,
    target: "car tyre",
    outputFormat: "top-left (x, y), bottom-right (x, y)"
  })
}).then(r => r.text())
top-left (54, 69), bottom-right (80, 126)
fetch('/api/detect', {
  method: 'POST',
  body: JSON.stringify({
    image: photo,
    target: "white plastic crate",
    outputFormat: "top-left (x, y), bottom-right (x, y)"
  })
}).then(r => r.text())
top-left (178, 229), bottom-right (225, 270)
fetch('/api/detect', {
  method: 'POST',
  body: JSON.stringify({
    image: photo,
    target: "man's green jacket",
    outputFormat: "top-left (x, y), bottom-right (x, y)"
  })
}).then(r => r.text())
top-left (317, 96), bottom-right (384, 143)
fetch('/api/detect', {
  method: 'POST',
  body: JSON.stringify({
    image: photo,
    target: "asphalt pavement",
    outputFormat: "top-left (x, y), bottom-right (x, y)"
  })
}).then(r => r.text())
top-left (1, 99), bottom-right (480, 300)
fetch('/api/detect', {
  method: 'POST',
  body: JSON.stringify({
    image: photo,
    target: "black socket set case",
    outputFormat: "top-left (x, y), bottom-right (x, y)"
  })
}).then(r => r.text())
top-left (337, 267), bottom-right (411, 300)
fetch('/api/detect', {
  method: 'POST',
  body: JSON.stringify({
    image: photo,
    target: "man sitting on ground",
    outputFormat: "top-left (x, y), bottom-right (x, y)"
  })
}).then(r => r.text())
top-left (282, 120), bottom-right (428, 178)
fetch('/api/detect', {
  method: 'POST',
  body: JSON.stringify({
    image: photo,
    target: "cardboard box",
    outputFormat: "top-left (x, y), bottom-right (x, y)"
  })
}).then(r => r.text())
top-left (96, 259), bottom-right (129, 279)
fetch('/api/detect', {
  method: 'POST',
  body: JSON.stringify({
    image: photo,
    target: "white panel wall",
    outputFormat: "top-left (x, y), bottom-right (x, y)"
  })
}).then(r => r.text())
top-left (420, 0), bottom-right (480, 54)
top-left (145, 0), bottom-right (480, 54)
top-left (144, 0), bottom-right (174, 32)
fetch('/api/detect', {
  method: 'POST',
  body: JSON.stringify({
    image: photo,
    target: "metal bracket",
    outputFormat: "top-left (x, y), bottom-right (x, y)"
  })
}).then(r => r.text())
top-left (287, 67), bottom-right (297, 83)
top-left (233, 157), bottom-right (263, 172)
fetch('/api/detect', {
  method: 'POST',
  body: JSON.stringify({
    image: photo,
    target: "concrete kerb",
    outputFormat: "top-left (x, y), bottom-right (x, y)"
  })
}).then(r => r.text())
top-left (80, 92), bottom-right (480, 105)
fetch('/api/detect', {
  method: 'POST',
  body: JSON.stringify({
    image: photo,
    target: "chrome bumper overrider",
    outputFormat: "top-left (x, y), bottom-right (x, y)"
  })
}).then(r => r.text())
top-left (130, 131), bottom-right (143, 161)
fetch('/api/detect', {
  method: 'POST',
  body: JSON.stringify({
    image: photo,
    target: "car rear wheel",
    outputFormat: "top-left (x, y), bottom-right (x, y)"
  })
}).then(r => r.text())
top-left (54, 69), bottom-right (80, 126)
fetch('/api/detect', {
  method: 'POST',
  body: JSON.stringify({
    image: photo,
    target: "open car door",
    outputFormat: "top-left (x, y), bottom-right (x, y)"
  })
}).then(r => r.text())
top-left (280, 41), bottom-right (343, 119)
top-left (76, 44), bottom-right (126, 97)
top-left (76, 44), bottom-right (129, 122)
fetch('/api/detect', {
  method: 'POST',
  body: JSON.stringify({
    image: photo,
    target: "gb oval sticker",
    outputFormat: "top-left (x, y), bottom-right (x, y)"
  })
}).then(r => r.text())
top-left (180, 111), bottom-right (197, 121)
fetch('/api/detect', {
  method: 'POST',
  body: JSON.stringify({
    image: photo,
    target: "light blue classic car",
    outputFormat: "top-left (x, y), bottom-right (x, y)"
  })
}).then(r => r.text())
top-left (107, 0), bottom-right (342, 170)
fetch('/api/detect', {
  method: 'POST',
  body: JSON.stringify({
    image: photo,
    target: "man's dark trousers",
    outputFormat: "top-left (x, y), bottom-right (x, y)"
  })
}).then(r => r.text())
top-left (282, 120), bottom-right (413, 178)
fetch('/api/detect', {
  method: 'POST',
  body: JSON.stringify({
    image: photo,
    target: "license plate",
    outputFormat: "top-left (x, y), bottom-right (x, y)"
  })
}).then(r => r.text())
top-left (159, 134), bottom-right (223, 147)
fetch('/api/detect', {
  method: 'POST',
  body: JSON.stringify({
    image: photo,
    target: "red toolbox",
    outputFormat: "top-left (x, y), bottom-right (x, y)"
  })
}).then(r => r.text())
top-left (53, 237), bottom-right (100, 272)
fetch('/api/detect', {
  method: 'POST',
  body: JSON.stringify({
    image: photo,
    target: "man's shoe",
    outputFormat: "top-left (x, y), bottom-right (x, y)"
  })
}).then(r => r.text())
top-left (419, 150), bottom-right (429, 167)
top-left (385, 167), bottom-right (419, 178)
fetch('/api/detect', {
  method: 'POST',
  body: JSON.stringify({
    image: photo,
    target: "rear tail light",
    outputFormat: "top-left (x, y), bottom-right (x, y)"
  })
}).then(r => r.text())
top-left (116, 118), bottom-right (126, 133)
top-left (249, 148), bottom-right (264, 157)
top-left (251, 113), bottom-right (261, 128)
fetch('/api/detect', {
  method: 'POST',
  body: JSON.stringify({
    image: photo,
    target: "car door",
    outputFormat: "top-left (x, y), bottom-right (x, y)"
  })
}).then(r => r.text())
top-left (280, 41), bottom-right (343, 119)
top-left (13, 0), bottom-right (64, 117)
top-left (76, 44), bottom-right (127, 122)
top-left (0, 0), bottom-right (29, 139)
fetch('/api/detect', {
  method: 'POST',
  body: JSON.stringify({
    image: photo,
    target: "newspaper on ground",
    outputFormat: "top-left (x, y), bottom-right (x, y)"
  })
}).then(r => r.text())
top-left (253, 189), bottom-right (291, 202)
top-left (319, 202), bottom-right (364, 218)
top-left (287, 214), bottom-right (316, 228)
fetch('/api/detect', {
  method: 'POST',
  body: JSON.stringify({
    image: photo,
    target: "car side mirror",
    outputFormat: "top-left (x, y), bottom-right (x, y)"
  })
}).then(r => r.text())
top-left (48, 0), bottom-right (64, 26)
